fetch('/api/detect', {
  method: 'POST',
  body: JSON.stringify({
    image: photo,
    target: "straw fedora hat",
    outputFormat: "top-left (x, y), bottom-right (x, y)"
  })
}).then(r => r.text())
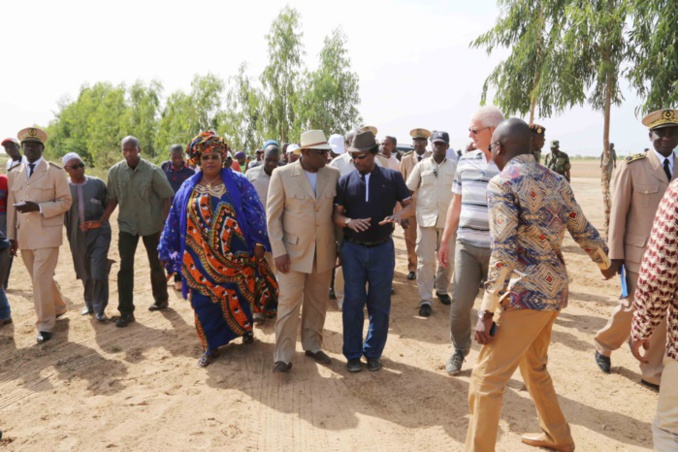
top-left (298, 130), bottom-right (332, 151)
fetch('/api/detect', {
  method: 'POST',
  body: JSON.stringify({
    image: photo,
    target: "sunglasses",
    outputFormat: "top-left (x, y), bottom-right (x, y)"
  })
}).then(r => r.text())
top-left (66, 163), bottom-right (85, 170)
top-left (469, 126), bottom-right (491, 135)
top-left (350, 152), bottom-right (369, 160)
top-left (311, 149), bottom-right (330, 156)
top-left (200, 154), bottom-right (222, 161)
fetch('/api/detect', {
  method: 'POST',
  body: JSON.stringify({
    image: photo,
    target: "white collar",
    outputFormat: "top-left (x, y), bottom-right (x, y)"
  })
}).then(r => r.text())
top-left (653, 148), bottom-right (674, 171)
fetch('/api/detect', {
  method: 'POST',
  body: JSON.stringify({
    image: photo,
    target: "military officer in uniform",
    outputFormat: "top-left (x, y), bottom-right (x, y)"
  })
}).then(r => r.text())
top-left (593, 109), bottom-right (678, 390)
top-left (399, 128), bottom-right (432, 280)
top-left (528, 123), bottom-right (545, 164)
top-left (7, 127), bottom-right (72, 343)
top-left (544, 140), bottom-right (571, 182)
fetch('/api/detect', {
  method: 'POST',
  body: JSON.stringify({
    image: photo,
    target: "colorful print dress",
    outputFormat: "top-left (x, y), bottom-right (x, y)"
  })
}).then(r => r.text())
top-left (159, 169), bottom-right (277, 352)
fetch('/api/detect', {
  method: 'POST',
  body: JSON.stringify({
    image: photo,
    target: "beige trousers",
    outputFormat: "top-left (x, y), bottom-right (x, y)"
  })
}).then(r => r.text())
top-left (404, 217), bottom-right (418, 272)
top-left (466, 309), bottom-right (573, 452)
top-left (274, 268), bottom-right (332, 364)
top-left (21, 248), bottom-right (67, 333)
top-left (654, 357), bottom-right (678, 451)
top-left (594, 270), bottom-right (666, 385)
top-left (416, 226), bottom-right (454, 304)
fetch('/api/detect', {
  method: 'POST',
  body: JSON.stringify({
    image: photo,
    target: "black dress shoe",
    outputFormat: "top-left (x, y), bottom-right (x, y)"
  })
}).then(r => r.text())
top-left (367, 358), bottom-right (383, 372)
top-left (37, 331), bottom-right (52, 343)
top-left (640, 379), bottom-right (660, 392)
top-left (346, 359), bottom-right (363, 373)
top-left (305, 350), bottom-right (331, 364)
top-left (148, 301), bottom-right (169, 311)
top-left (242, 332), bottom-right (254, 344)
top-left (419, 304), bottom-right (432, 317)
top-left (115, 313), bottom-right (135, 328)
top-left (594, 351), bottom-right (611, 373)
top-left (273, 361), bottom-right (292, 373)
top-left (407, 271), bottom-right (416, 280)
top-left (436, 293), bottom-right (452, 305)
top-left (95, 313), bottom-right (109, 323)
top-left (329, 287), bottom-right (336, 300)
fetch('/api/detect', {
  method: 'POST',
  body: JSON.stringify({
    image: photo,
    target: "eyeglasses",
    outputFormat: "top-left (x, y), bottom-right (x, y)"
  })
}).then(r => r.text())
top-left (469, 126), bottom-right (491, 135)
top-left (66, 163), bottom-right (85, 169)
top-left (488, 142), bottom-right (502, 152)
top-left (200, 154), bottom-right (221, 161)
top-left (350, 152), bottom-right (369, 160)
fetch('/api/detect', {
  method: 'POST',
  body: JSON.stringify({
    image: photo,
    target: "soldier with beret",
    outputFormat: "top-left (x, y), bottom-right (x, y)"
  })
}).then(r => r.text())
top-left (544, 140), bottom-right (571, 182)
top-left (593, 108), bottom-right (678, 390)
top-left (7, 127), bottom-right (72, 343)
top-left (399, 128), bottom-right (432, 280)
top-left (528, 123), bottom-right (546, 164)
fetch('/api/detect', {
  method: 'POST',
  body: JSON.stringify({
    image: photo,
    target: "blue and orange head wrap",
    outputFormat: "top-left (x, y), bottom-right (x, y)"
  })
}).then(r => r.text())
top-left (187, 131), bottom-right (230, 166)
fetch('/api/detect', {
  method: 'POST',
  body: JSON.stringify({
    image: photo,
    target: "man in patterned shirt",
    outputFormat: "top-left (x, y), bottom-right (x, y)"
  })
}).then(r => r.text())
top-left (465, 118), bottom-right (613, 452)
top-left (631, 177), bottom-right (678, 450)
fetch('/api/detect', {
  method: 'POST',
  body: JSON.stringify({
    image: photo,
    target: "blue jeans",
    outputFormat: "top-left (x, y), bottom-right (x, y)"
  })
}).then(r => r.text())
top-left (0, 247), bottom-right (11, 320)
top-left (341, 239), bottom-right (395, 360)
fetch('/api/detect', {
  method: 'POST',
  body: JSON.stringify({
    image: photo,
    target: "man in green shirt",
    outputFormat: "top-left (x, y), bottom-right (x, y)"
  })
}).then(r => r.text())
top-left (98, 136), bottom-right (175, 327)
top-left (544, 140), bottom-right (571, 182)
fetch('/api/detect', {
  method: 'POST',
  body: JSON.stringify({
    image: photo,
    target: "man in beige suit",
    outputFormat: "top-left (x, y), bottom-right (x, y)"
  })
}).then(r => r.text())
top-left (267, 130), bottom-right (340, 373)
top-left (594, 109), bottom-right (678, 390)
top-left (399, 128), bottom-right (432, 280)
top-left (7, 127), bottom-right (72, 343)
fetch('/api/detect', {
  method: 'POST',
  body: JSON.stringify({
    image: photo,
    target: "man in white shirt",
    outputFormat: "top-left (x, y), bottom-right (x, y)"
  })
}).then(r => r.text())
top-left (380, 136), bottom-right (401, 171)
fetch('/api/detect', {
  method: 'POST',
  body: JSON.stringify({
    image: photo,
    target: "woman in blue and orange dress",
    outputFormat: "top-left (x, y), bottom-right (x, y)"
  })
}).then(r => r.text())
top-left (159, 131), bottom-right (277, 367)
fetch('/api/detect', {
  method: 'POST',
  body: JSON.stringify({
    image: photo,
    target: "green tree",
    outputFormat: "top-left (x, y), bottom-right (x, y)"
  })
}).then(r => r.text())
top-left (123, 80), bottom-right (163, 159)
top-left (260, 6), bottom-right (305, 143)
top-left (299, 28), bottom-right (362, 134)
top-left (626, 0), bottom-right (678, 113)
top-left (220, 62), bottom-right (264, 151)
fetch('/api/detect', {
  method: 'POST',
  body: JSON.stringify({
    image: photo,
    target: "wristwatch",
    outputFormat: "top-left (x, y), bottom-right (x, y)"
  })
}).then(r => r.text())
top-left (478, 310), bottom-right (494, 320)
top-left (345, 218), bottom-right (352, 227)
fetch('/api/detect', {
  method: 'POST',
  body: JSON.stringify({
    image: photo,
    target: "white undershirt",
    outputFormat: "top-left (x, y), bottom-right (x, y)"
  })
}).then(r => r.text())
top-left (304, 170), bottom-right (318, 196)
top-left (362, 173), bottom-right (371, 202)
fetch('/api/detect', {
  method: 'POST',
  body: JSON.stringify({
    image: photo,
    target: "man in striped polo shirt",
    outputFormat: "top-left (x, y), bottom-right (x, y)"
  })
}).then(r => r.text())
top-left (438, 106), bottom-right (504, 376)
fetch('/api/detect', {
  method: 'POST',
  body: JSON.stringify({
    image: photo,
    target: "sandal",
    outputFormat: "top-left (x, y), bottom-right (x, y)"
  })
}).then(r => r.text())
top-left (197, 349), bottom-right (220, 368)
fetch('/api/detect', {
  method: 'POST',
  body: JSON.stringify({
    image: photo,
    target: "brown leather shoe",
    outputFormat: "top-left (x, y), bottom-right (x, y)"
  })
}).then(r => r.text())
top-left (305, 350), bottom-right (331, 364)
top-left (521, 433), bottom-right (575, 452)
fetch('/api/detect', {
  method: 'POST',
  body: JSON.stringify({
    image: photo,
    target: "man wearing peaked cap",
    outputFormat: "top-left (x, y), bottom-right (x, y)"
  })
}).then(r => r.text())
top-left (528, 123), bottom-right (546, 164)
top-left (7, 127), bottom-right (72, 344)
top-left (267, 130), bottom-right (340, 373)
top-left (399, 128), bottom-right (432, 280)
top-left (593, 108), bottom-right (678, 390)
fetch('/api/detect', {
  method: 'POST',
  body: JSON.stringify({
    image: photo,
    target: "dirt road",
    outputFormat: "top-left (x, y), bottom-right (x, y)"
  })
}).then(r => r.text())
top-left (0, 161), bottom-right (656, 450)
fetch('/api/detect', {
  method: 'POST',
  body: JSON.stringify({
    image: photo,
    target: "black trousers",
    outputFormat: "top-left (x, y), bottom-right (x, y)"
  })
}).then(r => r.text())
top-left (117, 231), bottom-right (168, 315)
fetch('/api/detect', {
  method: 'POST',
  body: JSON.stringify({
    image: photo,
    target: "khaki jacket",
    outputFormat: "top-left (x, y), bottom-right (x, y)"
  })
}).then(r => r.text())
top-left (609, 149), bottom-right (676, 272)
top-left (7, 159), bottom-right (72, 250)
top-left (266, 160), bottom-right (340, 274)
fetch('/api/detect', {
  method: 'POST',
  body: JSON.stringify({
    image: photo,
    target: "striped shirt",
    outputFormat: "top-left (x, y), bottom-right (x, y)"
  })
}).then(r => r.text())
top-left (452, 149), bottom-right (499, 247)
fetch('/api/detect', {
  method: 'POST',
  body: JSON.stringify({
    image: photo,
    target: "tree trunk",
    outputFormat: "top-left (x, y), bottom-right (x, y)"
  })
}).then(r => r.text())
top-left (528, 3), bottom-right (545, 125)
top-left (601, 57), bottom-right (613, 238)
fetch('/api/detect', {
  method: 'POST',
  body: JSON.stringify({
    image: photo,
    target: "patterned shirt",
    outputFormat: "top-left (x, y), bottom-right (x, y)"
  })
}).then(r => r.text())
top-left (481, 154), bottom-right (610, 313)
top-left (161, 161), bottom-right (196, 194)
top-left (452, 149), bottom-right (500, 247)
top-left (631, 179), bottom-right (678, 361)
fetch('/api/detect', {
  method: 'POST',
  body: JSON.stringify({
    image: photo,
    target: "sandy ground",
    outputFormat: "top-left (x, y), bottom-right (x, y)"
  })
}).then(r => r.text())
top-left (0, 161), bottom-right (657, 451)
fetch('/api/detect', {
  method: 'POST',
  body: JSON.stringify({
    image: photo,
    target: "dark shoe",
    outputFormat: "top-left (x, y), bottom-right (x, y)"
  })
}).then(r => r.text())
top-left (148, 301), bottom-right (169, 311)
top-left (198, 349), bottom-right (220, 368)
top-left (95, 313), bottom-right (109, 323)
top-left (391, 287), bottom-right (395, 295)
top-left (329, 287), bottom-right (336, 299)
top-left (367, 358), bottom-right (383, 372)
top-left (273, 361), bottom-right (292, 373)
top-left (594, 351), bottom-right (611, 373)
top-left (81, 307), bottom-right (93, 316)
top-left (407, 271), bottom-right (416, 280)
top-left (115, 313), bottom-right (135, 328)
top-left (346, 359), bottom-right (363, 373)
top-left (0, 318), bottom-right (12, 328)
top-left (418, 304), bottom-right (432, 317)
top-left (640, 379), bottom-right (660, 392)
top-left (521, 433), bottom-right (575, 452)
top-left (37, 331), bottom-right (52, 344)
top-left (242, 332), bottom-right (254, 344)
top-left (305, 350), bottom-right (331, 364)
top-left (446, 350), bottom-right (465, 376)
top-left (436, 292), bottom-right (452, 305)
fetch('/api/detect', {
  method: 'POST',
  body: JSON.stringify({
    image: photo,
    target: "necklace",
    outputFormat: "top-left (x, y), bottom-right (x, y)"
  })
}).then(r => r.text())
top-left (203, 174), bottom-right (222, 188)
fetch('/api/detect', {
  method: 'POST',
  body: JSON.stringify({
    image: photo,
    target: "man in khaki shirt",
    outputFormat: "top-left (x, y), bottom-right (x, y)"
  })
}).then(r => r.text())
top-left (399, 128), bottom-right (432, 280)
top-left (593, 109), bottom-right (678, 389)
top-left (406, 131), bottom-right (456, 317)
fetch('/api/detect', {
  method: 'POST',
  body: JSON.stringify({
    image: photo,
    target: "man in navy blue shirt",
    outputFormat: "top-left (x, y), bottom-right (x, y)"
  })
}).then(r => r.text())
top-left (333, 130), bottom-right (414, 372)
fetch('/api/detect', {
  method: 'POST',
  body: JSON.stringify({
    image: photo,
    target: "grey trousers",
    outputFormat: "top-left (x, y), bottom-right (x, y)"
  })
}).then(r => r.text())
top-left (416, 226), bottom-right (454, 306)
top-left (449, 239), bottom-right (492, 355)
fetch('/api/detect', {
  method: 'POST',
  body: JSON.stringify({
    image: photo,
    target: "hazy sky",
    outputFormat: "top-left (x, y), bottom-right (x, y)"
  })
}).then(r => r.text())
top-left (0, 0), bottom-right (659, 157)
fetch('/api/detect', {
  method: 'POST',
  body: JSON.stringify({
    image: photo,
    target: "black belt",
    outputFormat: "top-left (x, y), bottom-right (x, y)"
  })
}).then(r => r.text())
top-left (345, 237), bottom-right (390, 248)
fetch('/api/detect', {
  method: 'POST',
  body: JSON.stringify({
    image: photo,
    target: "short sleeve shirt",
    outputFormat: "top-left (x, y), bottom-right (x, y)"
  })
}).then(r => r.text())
top-left (107, 158), bottom-right (175, 236)
top-left (335, 166), bottom-right (411, 242)
top-left (452, 150), bottom-right (500, 248)
top-left (406, 157), bottom-right (457, 228)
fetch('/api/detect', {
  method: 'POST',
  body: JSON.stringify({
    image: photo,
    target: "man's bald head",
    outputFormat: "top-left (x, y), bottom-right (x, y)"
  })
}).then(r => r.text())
top-left (490, 118), bottom-right (532, 171)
